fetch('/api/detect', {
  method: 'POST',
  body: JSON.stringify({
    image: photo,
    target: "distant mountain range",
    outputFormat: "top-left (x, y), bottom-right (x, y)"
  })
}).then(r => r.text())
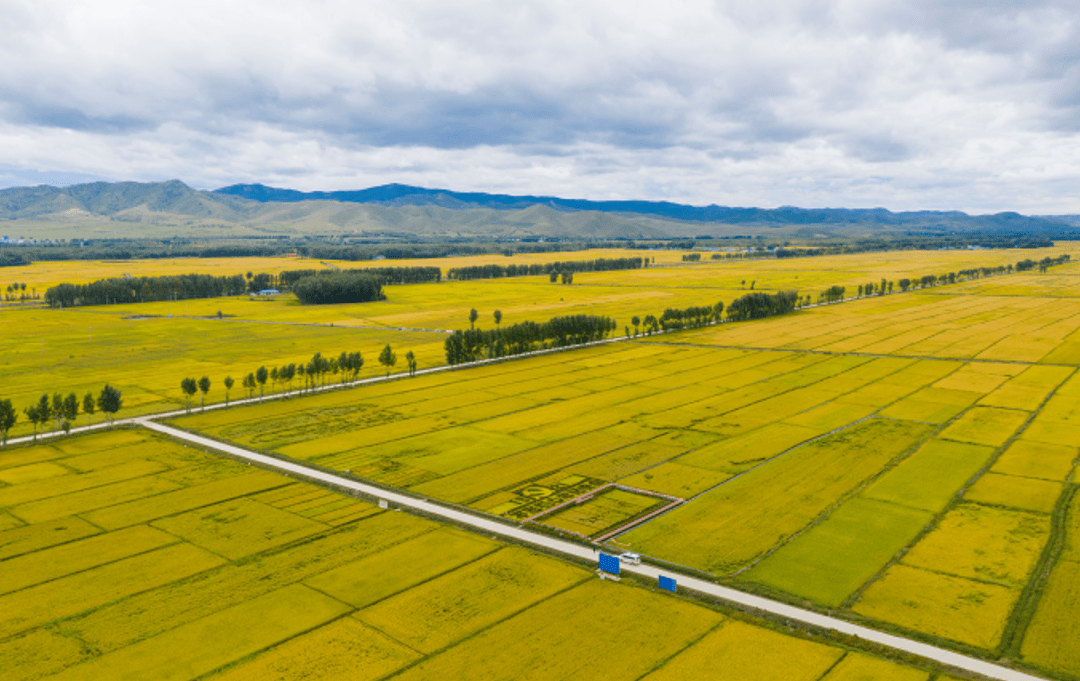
top-left (1, 180), bottom-right (1077, 240)
top-left (214, 182), bottom-right (1075, 231)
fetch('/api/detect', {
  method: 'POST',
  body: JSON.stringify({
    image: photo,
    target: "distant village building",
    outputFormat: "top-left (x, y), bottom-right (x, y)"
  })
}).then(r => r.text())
top-left (257, 289), bottom-right (279, 296)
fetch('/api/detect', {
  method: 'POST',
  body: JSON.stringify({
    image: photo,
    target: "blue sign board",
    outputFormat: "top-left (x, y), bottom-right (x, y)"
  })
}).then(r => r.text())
top-left (598, 552), bottom-right (620, 575)
top-left (659, 575), bottom-right (676, 592)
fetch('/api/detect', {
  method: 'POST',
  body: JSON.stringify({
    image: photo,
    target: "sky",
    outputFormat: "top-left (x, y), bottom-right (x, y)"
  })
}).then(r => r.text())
top-left (1, 0), bottom-right (1078, 213)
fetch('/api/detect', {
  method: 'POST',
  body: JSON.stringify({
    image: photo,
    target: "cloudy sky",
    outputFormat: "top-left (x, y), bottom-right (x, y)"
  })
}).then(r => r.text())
top-left (1, 0), bottom-right (1078, 213)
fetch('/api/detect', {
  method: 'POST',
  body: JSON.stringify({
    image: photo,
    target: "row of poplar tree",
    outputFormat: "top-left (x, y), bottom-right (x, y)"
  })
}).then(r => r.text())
top-left (176, 347), bottom-right (421, 412)
top-left (0, 384), bottom-right (123, 444)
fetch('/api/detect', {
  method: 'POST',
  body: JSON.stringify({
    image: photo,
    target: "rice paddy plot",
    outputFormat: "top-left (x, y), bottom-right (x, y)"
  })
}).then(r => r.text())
top-left (977, 365), bottom-right (1075, 411)
top-left (356, 547), bottom-right (588, 653)
top-left (642, 620), bottom-right (846, 681)
top-left (620, 462), bottom-right (732, 498)
top-left (963, 473), bottom-right (1063, 514)
top-left (820, 653), bottom-right (930, 681)
top-left (877, 387), bottom-right (984, 424)
top-left (744, 498), bottom-right (933, 607)
top-left (675, 423), bottom-right (823, 474)
top-left (901, 503), bottom-right (1050, 588)
top-left (207, 618), bottom-right (419, 681)
top-left (989, 440), bottom-right (1078, 481)
top-left (0, 516), bottom-right (101, 561)
top-left (937, 406), bottom-right (1030, 447)
top-left (9, 475), bottom-right (183, 524)
top-left (44, 584), bottom-right (351, 681)
top-left (852, 564), bottom-right (1017, 649)
top-left (387, 579), bottom-right (723, 681)
top-left (67, 513), bottom-right (434, 657)
top-left (413, 433), bottom-right (627, 506)
top-left (1020, 559), bottom-right (1080, 676)
top-left (0, 542), bottom-right (225, 639)
top-left (0, 525), bottom-right (177, 596)
top-left (861, 440), bottom-right (994, 513)
top-left (151, 497), bottom-right (329, 560)
top-left (621, 418), bottom-right (935, 573)
top-left (303, 528), bottom-right (498, 608)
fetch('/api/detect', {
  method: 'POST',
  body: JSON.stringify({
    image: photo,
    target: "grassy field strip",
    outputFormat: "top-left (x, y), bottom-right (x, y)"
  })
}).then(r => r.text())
top-left (136, 419), bottom-right (1050, 681)
top-left (1018, 489), bottom-right (1080, 677)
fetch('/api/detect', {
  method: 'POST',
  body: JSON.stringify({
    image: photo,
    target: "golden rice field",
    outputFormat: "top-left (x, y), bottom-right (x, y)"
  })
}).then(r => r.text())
top-left (162, 252), bottom-right (1080, 676)
top-left (0, 247), bottom-right (687, 292)
top-left (0, 428), bottom-right (937, 681)
top-left (4, 243), bottom-right (1079, 437)
top-left (6, 245), bottom-right (1080, 678)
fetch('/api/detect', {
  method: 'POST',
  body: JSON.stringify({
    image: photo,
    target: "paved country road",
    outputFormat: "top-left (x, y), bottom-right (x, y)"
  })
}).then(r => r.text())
top-left (130, 417), bottom-right (1048, 681)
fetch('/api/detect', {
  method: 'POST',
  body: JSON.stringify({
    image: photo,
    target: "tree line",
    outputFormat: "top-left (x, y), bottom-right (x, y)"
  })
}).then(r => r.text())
top-left (0, 252), bottom-right (30, 267)
top-left (177, 345), bottom-right (421, 413)
top-left (1017, 254), bottom-right (1071, 272)
top-left (45, 273), bottom-right (251, 307)
top-left (42, 264), bottom-right (442, 308)
top-left (445, 313), bottom-right (617, 364)
top-left (292, 271), bottom-right (386, 304)
top-left (4, 282), bottom-right (36, 302)
top-left (446, 257), bottom-right (645, 281)
top-left (0, 384), bottom-right (123, 444)
top-left (278, 266), bottom-right (441, 287)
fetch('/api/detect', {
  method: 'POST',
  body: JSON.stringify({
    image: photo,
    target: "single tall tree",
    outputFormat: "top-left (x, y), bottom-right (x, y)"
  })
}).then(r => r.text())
top-left (224, 376), bottom-right (234, 405)
top-left (37, 394), bottom-right (53, 433)
top-left (82, 392), bottom-right (96, 424)
top-left (51, 392), bottom-right (64, 431)
top-left (631, 315), bottom-right (640, 335)
top-left (62, 392), bottom-right (79, 432)
top-left (0, 398), bottom-right (16, 445)
top-left (24, 403), bottom-right (40, 440)
top-left (255, 366), bottom-right (268, 398)
top-left (379, 343), bottom-right (397, 376)
top-left (469, 308), bottom-right (479, 329)
top-left (197, 376), bottom-right (211, 409)
top-left (181, 377), bottom-right (198, 412)
top-left (98, 384), bottom-right (122, 424)
top-left (242, 373), bottom-right (256, 399)
top-left (493, 310), bottom-right (502, 327)
top-left (406, 350), bottom-right (417, 376)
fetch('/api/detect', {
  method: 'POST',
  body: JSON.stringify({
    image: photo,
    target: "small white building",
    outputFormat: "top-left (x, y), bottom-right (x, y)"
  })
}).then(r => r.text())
top-left (257, 289), bottom-right (280, 296)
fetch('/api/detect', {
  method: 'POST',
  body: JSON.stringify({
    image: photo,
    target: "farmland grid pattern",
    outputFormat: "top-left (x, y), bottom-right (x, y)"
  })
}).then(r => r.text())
top-left (5, 251), bottom-right (1080, 679)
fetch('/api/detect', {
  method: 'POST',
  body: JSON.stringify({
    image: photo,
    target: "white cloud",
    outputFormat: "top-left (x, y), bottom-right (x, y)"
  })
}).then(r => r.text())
top-left (1, 0), bottom-right (1078, 213)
